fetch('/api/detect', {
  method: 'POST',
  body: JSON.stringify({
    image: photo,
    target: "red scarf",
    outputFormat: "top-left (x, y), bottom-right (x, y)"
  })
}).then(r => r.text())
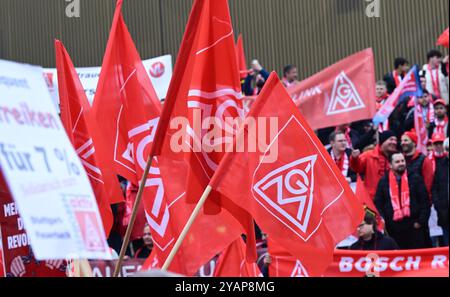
top-left (416, 102), bottom-right (435, 124)
top-left (376, 94), bottom-right (389, 110)
top-left (389, 170), bottom-right (411, 222)
top-left (393, 70), bottom-right (403, 87)
top-left (330, 150), bottom-right (349, 177)
top-left (428, 64), bottom-right (441, 98)
top-left (434, 117), bottom-right (448, 135)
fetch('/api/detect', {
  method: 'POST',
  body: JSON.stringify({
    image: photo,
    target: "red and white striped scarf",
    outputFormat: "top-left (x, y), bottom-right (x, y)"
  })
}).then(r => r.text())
top-left (389, 170), bottom-right (411, 222)
top-left (393, 70), bottom-right (403, 87)
top-left (428, 64), bottom-right (441, 98)
top-left (330, 150), bottom-right (349, 178)
top-left (416, 103), bottom-right (435, 124)
top-left (434, 117), bottom-right (448, 135)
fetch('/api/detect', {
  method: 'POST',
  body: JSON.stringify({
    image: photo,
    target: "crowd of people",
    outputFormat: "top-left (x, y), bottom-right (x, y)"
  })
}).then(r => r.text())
top-left (104, 48), bottom-right (448, 275)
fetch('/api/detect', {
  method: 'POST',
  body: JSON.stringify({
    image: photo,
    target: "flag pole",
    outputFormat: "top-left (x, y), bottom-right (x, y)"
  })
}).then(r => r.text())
top-left (112, 155), bottom-right (154, 277)
top-left (161, 185), bottom-right (213, 271)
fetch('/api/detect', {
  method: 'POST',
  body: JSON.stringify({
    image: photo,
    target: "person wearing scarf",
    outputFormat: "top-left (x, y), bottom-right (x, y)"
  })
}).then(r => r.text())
top-left (350, 130), bottom-right (398, 199)
top-left (374, 153), bottom-right (430, 250)
top-left (383, 57), bottom-right (410, 94)
top-left (428, 99), bottom-right (448, 138)
top-left (281, 64), bottom-right (299, 88)
top-left (422, 50), bottom-right (449, 105)
top-left (327, 131), bottom-right (356, 183)
top-left (375, 80), bottom-right (390, 132)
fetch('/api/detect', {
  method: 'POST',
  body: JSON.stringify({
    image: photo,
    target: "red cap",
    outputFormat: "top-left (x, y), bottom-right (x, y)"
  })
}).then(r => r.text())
top-left (433, 99), bottom-right (446, 107)
top-left (432, 133), bottom-right (446, 144)
top-left (403, 131), bottom-right (418, 144)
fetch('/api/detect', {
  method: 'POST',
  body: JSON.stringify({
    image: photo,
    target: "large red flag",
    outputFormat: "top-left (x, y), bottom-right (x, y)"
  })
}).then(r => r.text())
top-left (210, 73), bottom-right (364, 276)
top-left (236, 34), bottom-right (249, 80)
top-left (55, 40), bottom-right (124, 235)
top-left (92, 0), bottom-right (251, 276)
top-left (149, 0), bottom-right (257, 263)
top-left (214, 238), bottom-right (262, 277)
top-left (288, 49), bottom-right (377, 130)
top-left (355, 175), bottom-right (377, 215)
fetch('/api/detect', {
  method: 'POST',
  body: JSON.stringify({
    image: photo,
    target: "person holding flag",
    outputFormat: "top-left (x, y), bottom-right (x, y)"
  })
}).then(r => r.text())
top-left (350, 130), bottom-right (398, 199)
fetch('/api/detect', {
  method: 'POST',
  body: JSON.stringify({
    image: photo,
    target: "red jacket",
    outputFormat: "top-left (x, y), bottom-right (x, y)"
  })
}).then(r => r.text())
top-left (350, 146), bottom-right (390, 199)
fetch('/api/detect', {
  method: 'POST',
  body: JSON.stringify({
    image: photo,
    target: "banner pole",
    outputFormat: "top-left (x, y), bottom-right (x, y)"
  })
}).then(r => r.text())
top-left (112, 155), bottom-right (154, 277)
top-left (161, 186), bottom-right (213, 271)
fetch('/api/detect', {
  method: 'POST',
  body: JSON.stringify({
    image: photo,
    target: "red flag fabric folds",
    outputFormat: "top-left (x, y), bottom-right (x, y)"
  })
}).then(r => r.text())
top-left (288, 49), bottom-right (377, 130)
top-left (214, 238), bottom-right (262, 277)
top-left (437, 28), bottom-right (449, 48)
top-left (149, 0), bottom-right (257, 266)
top-left (236, 34), bottom-right (249, 80)
top-left (55, 40), bottom-right (124, 235)
top-left (210, 73), bottom-right (364, 276)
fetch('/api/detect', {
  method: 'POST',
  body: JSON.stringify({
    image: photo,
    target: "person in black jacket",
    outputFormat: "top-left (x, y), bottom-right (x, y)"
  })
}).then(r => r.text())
top-left (242, 59), bottom-right (270, 96)
top-left (431, 136), bottom-right (449, 246)
top-left (383, 57), bottom-right (410, 94)
top-left (327, 131), bottom-right (356, 183)
top-left (374, 153), bottom-right (431, 250)
top-left (350, 213), bottom-right (399, 250)
top-left (134, 224), bottom-right (153, 259)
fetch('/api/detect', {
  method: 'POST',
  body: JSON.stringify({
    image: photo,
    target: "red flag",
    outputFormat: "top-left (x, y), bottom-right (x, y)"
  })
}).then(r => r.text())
top-left (91, 0), bottom-right (162, 186)
top-left (55, 40), bottom-right (124, 235)
top-left (289, 49), bottom-right (377, 130)
top-left (149, 0), bottom-right (257, 264)
top-left (236, 34), bottom-right (249, 80)
top-left (414, 99), bottom-right (429, 156)
top-left (210, 73), bottom-right (364, 276)
top-left (91, 0), bottom-right (168, 243)
top-left (437, 28), bottom-right (449, 48)
top-left (92, 0), bottom-right (252, 276)
top-left (214, 238), bottom-right (262, 277)
top-left (355, 176), bottom-right (377, 215)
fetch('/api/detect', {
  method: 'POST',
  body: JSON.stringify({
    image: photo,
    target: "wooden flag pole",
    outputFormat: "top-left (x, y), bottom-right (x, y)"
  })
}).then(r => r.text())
top-left (112, 156), bottom-right (154, 277)
top-left (161, 185), bottom-right (213, 271)
top-left (79, 259), bottom-right (93, 277)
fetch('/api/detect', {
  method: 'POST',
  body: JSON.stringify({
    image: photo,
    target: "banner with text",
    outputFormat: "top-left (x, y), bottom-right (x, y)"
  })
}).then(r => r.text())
top-left (270, 247), bottom-right (449, 277)
top-left (0, 59), bottom-right (111, 260)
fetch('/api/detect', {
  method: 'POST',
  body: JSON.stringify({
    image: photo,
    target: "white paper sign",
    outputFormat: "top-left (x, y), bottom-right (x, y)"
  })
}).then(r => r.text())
top-left (44, 54), bottom-right (172, 111)
top-left (0, 59), bottom-right (111, 260)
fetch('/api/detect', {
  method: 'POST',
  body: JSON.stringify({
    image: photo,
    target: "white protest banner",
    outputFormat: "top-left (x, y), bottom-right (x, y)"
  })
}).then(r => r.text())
top-left (0, 59), bottom-right (111, 260)
top-left (44, 54), bottom-right (172, 111)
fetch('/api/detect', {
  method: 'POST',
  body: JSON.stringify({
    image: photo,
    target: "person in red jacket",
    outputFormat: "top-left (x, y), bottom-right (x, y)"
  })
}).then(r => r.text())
top-left (350, 130), bottom-right (398, 199)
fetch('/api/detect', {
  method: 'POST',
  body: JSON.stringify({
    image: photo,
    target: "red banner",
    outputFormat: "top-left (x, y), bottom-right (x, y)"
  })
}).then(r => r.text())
top-left (288, 48), bottom-right (377, 130)
top-left (89, 259), bottom-right (144, 277)
top-left (0, 178), bottom-right (66, 277)
top-left (0, 247), bottom-right (4, 277)
top-left (270, 248), bottom-right (449, 277)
